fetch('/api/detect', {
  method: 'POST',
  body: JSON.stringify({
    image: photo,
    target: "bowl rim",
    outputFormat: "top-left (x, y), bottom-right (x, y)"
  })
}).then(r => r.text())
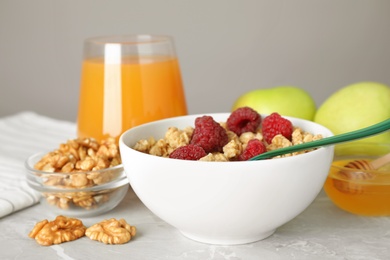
top-left (331, 163), bottom-right (389, 174)
top-left (28, 177), bottom-right (129, 192)
top-left (330, 162), bottom-right (390, 184)
top-left (119, 112), bottom-right (335, 164)
top-left (25, 152), bottom-right (124, 174)
top-left (331, 141), bottom-right (390, 182)
top-left (25, 152), bottom-right (128, 192)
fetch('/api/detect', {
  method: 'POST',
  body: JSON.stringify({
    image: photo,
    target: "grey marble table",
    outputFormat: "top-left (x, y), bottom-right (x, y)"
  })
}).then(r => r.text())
top-left (1, 187), bottom-right (389, 260)
top-left (1, 112), bottom-right (388, 259)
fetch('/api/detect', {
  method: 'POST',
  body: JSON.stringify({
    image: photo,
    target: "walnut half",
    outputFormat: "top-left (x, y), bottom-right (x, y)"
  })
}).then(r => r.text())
top-left (28, 215), bottom-right (86, 246)
top-left (85, 218), bottom-right (136, 244)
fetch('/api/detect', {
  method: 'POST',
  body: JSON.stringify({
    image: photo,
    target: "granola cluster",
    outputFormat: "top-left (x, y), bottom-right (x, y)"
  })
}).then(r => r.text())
top-left (133, 123), bottom-right (323, 162)
top-left (268, 127), bottom-right (324, 158)
top-left (29, 216), bottom-right (136, 246)
top-left (33, 137), bottom-right (123, 210)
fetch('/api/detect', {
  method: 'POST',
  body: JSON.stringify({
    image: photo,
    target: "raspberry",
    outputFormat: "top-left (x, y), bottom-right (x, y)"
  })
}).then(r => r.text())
top-left (227, 107), bottom-right (261, 136)
top-left (190, 116), bottom-right (229, 153)
top-left (238, 139), bottom-right (266, 161)
top-left (261, 112), bottom-right (293, 144)
top-left (169, 145), bottom-right (207, 160)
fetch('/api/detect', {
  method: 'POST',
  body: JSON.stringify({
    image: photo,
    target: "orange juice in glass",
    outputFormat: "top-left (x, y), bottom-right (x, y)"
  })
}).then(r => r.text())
top-left (77, 35), bottom-right (187, 142)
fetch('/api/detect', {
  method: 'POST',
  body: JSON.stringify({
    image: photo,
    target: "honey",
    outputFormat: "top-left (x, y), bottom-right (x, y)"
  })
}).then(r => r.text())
top-left (324, 159), bottom-right (390, 216)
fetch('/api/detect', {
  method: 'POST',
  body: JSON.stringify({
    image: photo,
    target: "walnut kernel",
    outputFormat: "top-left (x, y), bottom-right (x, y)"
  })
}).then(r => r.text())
top-left (34, 137), bottom-right (122, 211)
top-left (85, 218), bottom-right (136, 244)
top-left (28, 215), bottom-right (86, 246)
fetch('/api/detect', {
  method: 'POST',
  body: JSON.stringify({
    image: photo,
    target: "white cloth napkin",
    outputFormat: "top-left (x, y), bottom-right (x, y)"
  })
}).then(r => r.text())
top-left (0, 111), bottom-right (76, 218)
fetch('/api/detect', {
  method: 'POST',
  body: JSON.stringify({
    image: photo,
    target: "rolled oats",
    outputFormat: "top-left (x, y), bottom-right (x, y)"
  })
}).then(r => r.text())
top-left (199, 153), bottom-right (229, 162)
top-left (223, 139), bottom-right (243, 159)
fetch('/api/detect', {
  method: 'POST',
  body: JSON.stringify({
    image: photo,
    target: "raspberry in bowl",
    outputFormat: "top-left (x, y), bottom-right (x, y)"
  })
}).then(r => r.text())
top-left (119, 108), bottom-right (334, 245)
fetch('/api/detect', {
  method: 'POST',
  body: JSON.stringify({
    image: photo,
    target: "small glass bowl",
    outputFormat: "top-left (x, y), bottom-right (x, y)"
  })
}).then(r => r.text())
top-left (324, 142), bottom-right (390, 216)
top-left (25, 152), bottom-right (129, 217)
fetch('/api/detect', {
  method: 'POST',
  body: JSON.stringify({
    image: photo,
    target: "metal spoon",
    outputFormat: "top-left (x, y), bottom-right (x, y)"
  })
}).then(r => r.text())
top-left (249, 118), bottom-right (390, 161)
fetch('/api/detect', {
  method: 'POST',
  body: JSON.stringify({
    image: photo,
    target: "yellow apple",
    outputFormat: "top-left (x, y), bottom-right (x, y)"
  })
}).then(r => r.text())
top-left (232, 86), bottom-right (316, 120)
top-left (314, 81), bottom-right (390, 151)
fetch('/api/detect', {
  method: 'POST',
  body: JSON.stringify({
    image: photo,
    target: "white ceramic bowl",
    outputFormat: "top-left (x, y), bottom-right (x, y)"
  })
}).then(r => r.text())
top-left (119, 113), bottom-right (334, 245)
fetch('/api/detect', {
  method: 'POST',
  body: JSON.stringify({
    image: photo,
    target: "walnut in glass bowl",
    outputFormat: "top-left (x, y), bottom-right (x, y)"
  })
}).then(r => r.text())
top-left (25, 137), bottom-right (129, 217)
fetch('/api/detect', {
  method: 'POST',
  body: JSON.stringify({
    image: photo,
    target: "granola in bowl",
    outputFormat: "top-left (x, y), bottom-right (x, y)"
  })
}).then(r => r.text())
top-left (133, 107), bottom-right (323, 161)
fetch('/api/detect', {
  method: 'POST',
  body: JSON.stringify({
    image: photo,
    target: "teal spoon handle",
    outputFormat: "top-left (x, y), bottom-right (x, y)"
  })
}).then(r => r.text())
top-left (249, 118), bottom-right (390, 161)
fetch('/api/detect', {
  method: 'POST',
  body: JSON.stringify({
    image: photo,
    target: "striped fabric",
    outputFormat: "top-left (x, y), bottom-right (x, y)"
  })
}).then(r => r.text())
top-left (0, 112), bottom-right (76, 218)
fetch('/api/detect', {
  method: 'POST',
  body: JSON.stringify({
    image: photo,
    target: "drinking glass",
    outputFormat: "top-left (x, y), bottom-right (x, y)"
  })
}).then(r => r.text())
top-left (76, 35), bottom-right (187, 142)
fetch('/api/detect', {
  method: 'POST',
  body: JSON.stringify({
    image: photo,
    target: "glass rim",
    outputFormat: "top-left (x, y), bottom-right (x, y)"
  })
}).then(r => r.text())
top-left (25, 152), bottom-right (125, 176)
top-left (84, 34), bottom-right (174, 45)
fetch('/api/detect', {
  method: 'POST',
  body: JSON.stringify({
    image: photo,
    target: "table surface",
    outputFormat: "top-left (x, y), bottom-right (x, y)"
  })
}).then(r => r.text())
top-left (1, 187), bottom-right (389, 260)
top-left (0, 112), bottom-right (389, 260)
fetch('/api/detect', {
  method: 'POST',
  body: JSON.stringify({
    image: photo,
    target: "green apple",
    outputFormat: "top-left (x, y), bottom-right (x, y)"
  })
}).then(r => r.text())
top-left (314, 81), bottom-right (390, 153)
top-left (232, 86), bottom-right (316, 120)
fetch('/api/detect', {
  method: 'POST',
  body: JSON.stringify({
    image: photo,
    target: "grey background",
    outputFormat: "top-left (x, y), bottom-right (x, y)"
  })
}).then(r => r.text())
top-left (1, 0), bottom-right (390, 122)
